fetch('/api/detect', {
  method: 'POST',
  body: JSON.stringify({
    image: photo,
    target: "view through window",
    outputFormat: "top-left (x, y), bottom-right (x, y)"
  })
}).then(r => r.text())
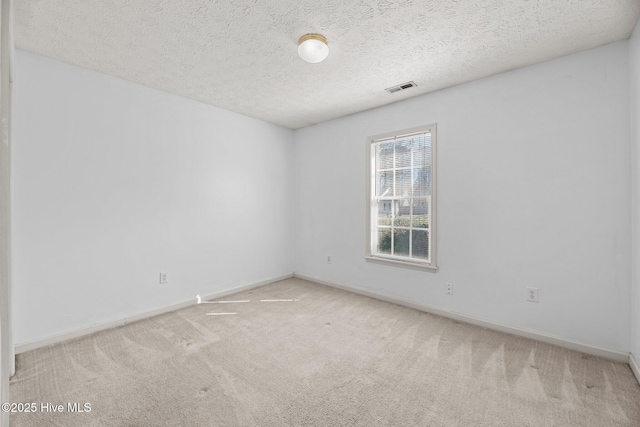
top-left (368, 125), bottom-right (436, 270)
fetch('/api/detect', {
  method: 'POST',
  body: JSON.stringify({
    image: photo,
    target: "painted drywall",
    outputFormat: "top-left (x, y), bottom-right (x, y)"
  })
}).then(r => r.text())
top-left (13, 50), bottom-right (294, 346)
top-left (0, 1), bottom-right (13, 423)
top-left (630, 18), bottom-right (640, 362)
top-left (294, 41), bottom-right (631, 351)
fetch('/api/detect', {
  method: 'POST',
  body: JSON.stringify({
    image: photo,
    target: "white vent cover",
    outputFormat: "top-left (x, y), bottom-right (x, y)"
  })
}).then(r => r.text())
top-left (385, 81), bottom-right (417, 94)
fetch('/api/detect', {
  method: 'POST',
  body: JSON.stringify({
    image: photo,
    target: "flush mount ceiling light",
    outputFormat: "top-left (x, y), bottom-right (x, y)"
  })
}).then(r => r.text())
top-left (297, 33), bottom-right (329, 63)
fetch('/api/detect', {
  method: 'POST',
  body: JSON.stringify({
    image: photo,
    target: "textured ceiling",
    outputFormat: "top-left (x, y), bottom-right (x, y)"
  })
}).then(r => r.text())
top-left (15, 0), bottom-right (640, 129)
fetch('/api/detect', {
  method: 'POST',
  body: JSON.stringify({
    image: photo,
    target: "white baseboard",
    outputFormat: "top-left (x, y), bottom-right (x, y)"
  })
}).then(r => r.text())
top-left (630, 353), bottom-right (640, 385)
top-left (16, 273), bottom-right (294, 354)
top-left (294, 273), bottom-right (630, 364)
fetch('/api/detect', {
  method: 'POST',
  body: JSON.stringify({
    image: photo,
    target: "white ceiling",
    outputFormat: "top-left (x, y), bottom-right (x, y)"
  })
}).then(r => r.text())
top-left (15, 1), bottom-right (640, 129)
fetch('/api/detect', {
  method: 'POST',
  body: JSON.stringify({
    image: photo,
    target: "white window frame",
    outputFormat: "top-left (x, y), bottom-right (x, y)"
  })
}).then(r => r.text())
top-left (365, 124), bottom-right (438, 272)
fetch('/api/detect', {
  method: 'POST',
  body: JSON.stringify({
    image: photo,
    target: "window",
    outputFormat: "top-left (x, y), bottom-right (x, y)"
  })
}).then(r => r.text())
top-left (366, 124), bottom-right (437, 271)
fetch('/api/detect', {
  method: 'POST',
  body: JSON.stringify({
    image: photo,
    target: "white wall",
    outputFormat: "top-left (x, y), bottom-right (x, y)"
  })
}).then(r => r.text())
top-left (294, 42), bottom-right (631, 351)
top-left (630, 18), bottom-right (640, 362)
top-left (13, 38), bottom-right (635, 355)
top-left (0, 1), bottom-right (14, 423)
top-left (13, 50), bottom-right (294, 346)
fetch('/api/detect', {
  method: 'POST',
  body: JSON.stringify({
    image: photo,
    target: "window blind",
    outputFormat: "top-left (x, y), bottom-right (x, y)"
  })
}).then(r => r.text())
top-left (372, 131), bottom-right (432, 263)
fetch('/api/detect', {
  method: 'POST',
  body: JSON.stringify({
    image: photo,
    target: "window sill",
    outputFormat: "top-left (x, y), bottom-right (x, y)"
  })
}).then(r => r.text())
top-left (365, 256), bottom-right (438, 272)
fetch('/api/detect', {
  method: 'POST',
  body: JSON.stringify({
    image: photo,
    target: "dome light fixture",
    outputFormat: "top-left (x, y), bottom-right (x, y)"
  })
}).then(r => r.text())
top-left (297, 33), bottom-right (329, 63)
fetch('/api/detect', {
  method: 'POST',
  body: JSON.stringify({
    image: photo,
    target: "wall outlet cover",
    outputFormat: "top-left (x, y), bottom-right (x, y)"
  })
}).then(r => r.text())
top-left (159, 271), bottom-right (168, 284)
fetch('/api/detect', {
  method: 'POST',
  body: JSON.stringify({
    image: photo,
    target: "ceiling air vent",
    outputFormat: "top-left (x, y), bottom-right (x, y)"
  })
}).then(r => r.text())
top-left (385, 81), bottom-right (417, 94)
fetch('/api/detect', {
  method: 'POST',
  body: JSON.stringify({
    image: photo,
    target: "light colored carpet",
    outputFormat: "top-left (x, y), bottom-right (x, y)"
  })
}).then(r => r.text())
top-left (9, 278), bottom-right (640, 426)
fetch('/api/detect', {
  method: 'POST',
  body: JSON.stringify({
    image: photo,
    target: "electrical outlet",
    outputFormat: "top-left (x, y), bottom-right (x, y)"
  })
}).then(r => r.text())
top-left (159, 271), bottom-right (168, 284)
top-left (446, 283), bottom-right (453, 295)
top-left (327, 255), bottom-right (332, 264)
top-left (527, 287), bottom-right (538, 303)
